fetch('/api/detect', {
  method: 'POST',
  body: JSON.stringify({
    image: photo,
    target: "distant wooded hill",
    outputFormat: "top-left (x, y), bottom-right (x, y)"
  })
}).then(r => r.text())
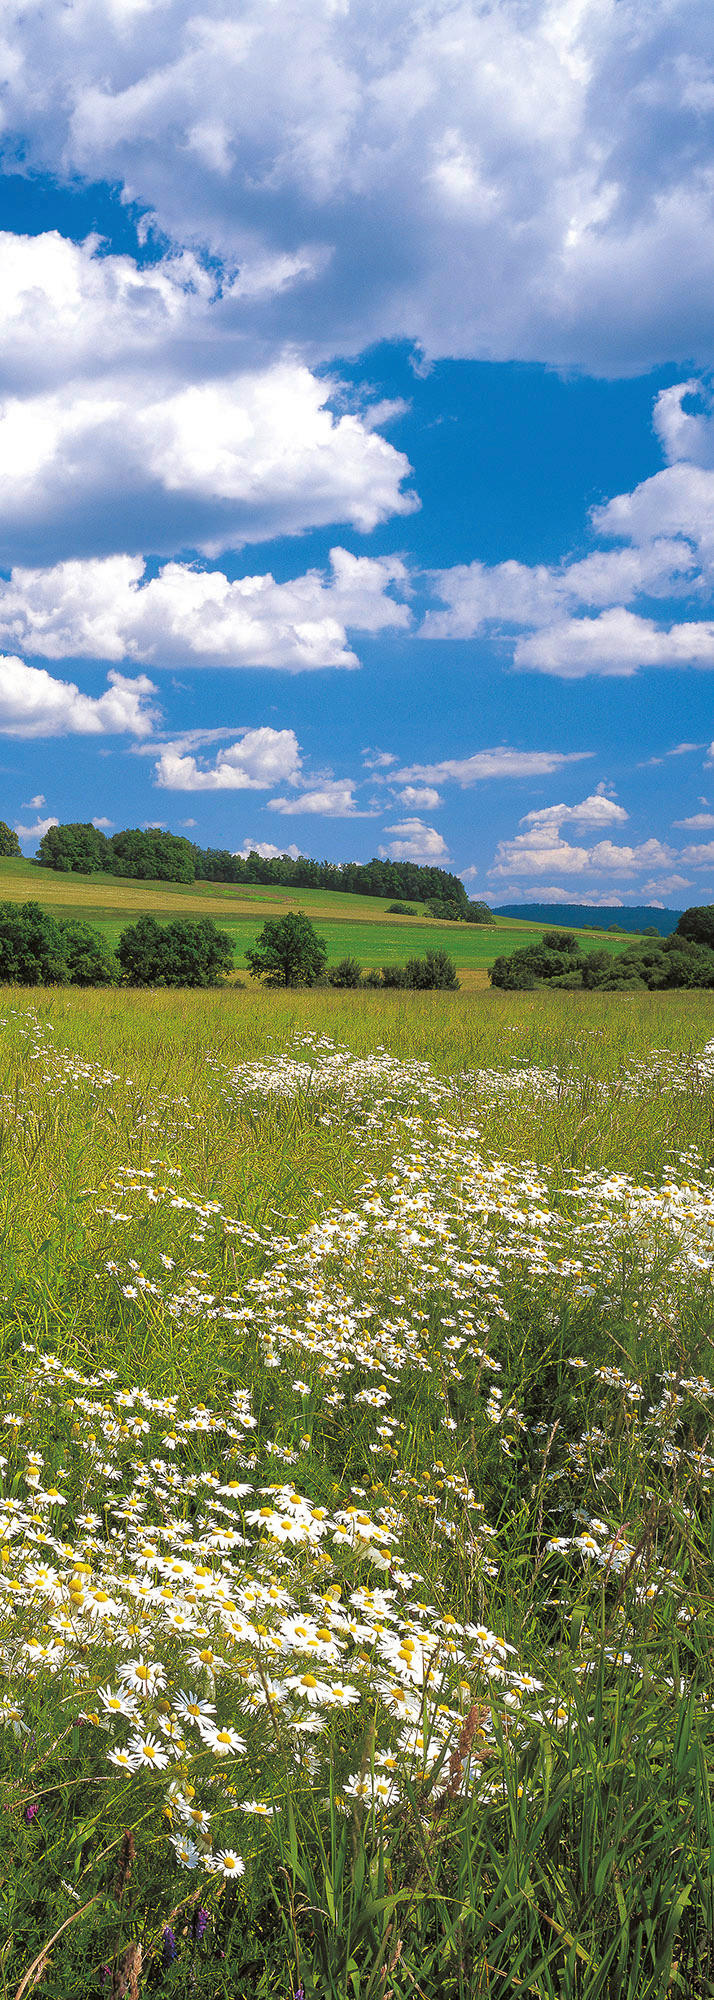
top-left (494, 905), bottom-right (682, 935)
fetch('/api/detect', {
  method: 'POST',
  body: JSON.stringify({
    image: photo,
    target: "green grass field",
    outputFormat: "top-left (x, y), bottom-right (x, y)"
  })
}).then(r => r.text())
top-left (0, 855), bottom-right (643, 983)
top-left (3, 984), bottom-right (714, 1998)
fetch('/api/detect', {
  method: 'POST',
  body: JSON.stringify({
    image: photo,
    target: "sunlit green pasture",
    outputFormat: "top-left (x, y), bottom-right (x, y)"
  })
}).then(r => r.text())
top-left (0, 854), bottom-right (644, 982)
top-left (1, 985), bottom-right (714, 1999)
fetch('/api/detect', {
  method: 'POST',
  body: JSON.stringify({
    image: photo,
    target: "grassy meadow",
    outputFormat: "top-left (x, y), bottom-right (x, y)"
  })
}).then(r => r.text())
top-left (0, 855), bottom-right (643, 987)
top-left (2, 983), bottom-right (714, 1997)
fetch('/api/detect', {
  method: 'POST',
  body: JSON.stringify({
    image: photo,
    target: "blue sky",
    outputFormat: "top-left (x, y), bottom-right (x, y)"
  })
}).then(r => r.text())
top-left (1, 3), bottom-right (714, 905)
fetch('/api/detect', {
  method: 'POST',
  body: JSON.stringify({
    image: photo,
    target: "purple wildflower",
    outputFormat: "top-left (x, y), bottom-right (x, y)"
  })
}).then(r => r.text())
top-left (162, 1926), bottom-right (177, 1967)
top-left (24, 1802), bottom-right (38, 1824)
top-left (192, 1907), bottom-right (209, 1942)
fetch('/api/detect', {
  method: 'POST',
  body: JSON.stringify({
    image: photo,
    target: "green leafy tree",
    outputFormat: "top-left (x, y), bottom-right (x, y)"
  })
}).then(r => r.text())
top-left (0, 822), bottom-right (20, 857)
top-left (245, 911), bottom-right (328, 987)
top-left (0, 902), bottom-right (68, 984)
top-left (109, 827), bottom-right (197, 883)
top-left (36, 822), bottom-right (110, 874)
top-left (464, 900), bottom-right (495, 924)
top-left (57, 920), bottom-right (117, 986)
top-left (675, 904), bottom-right (714, 950)
top-left (118, 915), bottom-right (233, 987)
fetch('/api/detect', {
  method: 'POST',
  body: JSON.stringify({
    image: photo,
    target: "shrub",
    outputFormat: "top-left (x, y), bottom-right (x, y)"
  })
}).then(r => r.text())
top-left (387, 902), bottom-right (416, 916)
top-left (0, 821), bottom-right (20, 857)
top-left (245, 911), bottom-right (328, 988)
top-left (374, 952), bottom-right (460, 990)
top-left (426, 897), bottom-right (463, 921)
top-left (118, 915), bottom-right (234, 987)
top-left (404, 949), bottom-right (460, 989)
top-left (464, 900), bottom-right (496, 924)
top-left (327, 957), bottom-right (363, 987)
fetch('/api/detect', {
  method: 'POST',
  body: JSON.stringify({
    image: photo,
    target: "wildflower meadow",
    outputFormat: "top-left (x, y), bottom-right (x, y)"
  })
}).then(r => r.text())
top-left (2, 985), bottom-right (714, 1998)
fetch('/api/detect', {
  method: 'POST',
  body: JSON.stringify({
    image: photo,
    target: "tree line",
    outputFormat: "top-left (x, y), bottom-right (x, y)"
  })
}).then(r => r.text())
top-left (31, 819), bottom-right (493, 920)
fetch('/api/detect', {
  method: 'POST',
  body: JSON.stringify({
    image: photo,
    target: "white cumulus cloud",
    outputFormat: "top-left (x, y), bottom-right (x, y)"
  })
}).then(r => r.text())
top-left (0, 360), bottom-right (415, 564)
top-left (14, 814), bottom-right (58, 847)
top-left (0, 659), bottom-right (158, 737)
top-left (422, 380), bottom-right (714, 680)
top-left (378, 818), bottom-right (450, 863)
top-left (154, 727), bottom-right (301, 791)
top-left (489, 794), bottom-right (675, 881)
top-left (394, 785), bottom-right (442, 809)
top-left (2, 3), bottom-right (714, 372)
top-left (519, 793), bottom-right (629, 833)
top-left (0, 548), bottom-right (410, 671)
top-left (233, 839), bottom-right (302, 860)
top-left (268, 780), bottom-right (366, 817)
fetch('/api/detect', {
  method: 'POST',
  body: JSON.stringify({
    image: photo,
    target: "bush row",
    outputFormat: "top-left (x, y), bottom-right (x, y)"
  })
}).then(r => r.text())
top-left (325, 949), bottom-right (460, 989)
top-left (0, 906), bottom-right (233, 988)
top-left (0, 905), bottom-right (461, 991)
top-left (489, 915), bottom-right (714, 990)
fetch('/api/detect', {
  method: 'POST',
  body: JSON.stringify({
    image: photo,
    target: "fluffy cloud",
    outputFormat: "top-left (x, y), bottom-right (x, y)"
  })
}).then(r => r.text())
top-left (0, 548), bottom-right (410, 671)
top-left (0, 659), bottom-right (158, 737)
top-left (267, 780), bottom-right (365, 817)
top-left (14, 813), bottom-right (58, 847)
top-left (422, 542), bottom-right (695, 643)
top-left (0, 358), bottom-right (415, 563)
top-left (489, 794), bottom-right (675, 880)
top-left (233, 840), bottom-right (302, 860)
top-left (640, 874), bottom-right (693, 898)
top-left (2, 3), bottom-right (714, 371)
top-left (394, 785), bottom-right (442, 809)
top-left (0, 230), bottom-right (215, 393)
top-left (519, 793), bottom-right (629, 833)
top-left (379, 818), bottom-right (450, 863)
top-left (394, 747), bottom-right (591, 786)
top-left (423, 380), bottom-right (714, 678)
top-left (679, 841), bottom-right (714, 866)
top-left (0, 231), bottom-right (417, 563)
top-left (514, 611), bottom-right (714, 678)
top-left (154, 726), bottom-right (301, 791)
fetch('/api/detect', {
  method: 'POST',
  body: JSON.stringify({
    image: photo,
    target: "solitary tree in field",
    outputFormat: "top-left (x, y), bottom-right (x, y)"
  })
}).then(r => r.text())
top-left (245, 911), bottom-right (328, 987)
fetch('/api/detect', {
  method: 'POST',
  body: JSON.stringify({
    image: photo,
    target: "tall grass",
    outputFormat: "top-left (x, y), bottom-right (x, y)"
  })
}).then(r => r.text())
top-left (0, 987), bottom-right (713, 1997)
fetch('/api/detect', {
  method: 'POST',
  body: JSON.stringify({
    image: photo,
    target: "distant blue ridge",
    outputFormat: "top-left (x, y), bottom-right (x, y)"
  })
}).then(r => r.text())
top-left (493, 906), bottom-right (682, 936)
